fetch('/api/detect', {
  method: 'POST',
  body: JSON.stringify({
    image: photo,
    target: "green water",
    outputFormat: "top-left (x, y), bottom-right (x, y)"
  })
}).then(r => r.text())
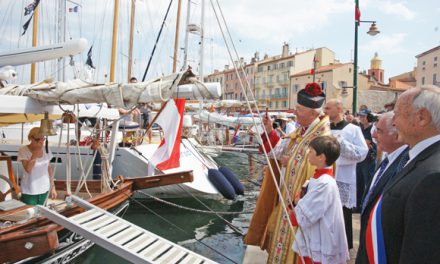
top-left (75, 152), bottom-right (264, 264)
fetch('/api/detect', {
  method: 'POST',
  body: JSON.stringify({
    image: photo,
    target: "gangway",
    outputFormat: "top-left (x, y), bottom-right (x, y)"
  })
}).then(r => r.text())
top-left (37, 195), bottom-right (218, 264)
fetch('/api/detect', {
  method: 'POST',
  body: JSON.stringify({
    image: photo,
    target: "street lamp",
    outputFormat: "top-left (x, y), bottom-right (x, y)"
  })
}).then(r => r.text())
top-left (352, 0), bottom-right (380, 114)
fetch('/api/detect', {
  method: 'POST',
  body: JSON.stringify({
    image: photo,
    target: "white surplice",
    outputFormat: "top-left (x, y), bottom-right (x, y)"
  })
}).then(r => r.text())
top-left (292, 174), bottom-right (349, 264)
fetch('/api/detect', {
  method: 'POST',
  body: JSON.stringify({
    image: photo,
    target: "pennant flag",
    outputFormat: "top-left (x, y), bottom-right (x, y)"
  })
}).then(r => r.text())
top-left (69, 6), bottom-right (79, 13)
top-left (24, 0), bottom-right (40, 16)
top-left (86, 45), bottom-right (95, 69)
top-left (355, 6), bottom-right (361, 22)
top-left (22, 0), bottom-right (40, 35)
top-left (22, 14), bottom-right (34, 36)
top-left (148, 99), bottom-right (186, 175)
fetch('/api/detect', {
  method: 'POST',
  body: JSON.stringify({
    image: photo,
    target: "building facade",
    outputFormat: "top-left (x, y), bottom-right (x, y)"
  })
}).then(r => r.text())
top-left (415, 45), bottom-right (440, 87)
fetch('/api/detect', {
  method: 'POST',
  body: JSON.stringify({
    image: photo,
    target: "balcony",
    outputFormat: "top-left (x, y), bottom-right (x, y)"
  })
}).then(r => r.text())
top-left (270, 93), bottom-right (288, 99)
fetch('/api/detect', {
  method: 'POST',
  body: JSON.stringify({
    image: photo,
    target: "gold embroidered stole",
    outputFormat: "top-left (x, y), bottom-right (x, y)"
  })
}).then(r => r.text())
top-left (268, 116), bottom-right (330, 264)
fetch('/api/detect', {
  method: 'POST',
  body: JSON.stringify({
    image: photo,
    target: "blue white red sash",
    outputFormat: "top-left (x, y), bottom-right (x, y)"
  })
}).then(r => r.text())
top-left (365, 195), bottom-right (387, 264)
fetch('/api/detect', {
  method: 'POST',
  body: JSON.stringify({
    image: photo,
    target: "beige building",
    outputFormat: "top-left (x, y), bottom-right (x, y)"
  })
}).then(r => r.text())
top-left (205, 69), bottom-right (225, 97)
top-left (254, 45), bottom-right (335, 110)
top-left (415, 45), bottom-right (440, 87)
top-left (290, 63), bottom-right (370, 113)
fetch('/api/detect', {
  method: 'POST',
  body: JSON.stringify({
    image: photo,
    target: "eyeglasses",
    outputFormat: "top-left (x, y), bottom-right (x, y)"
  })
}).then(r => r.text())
top-left (32, 137), bottom-right (45, 141)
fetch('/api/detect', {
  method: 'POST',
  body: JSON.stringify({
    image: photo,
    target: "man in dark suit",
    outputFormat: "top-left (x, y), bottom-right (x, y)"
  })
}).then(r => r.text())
top-left (373, 86), bottom-right (440, 263)
top-left (355, 111), bottom-right (408, 263)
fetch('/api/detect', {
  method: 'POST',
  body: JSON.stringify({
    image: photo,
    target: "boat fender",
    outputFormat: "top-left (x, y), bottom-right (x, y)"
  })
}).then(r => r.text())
top-left (208, 169), bottom-right (236, 200)
top-left (219, 167), bottom-right (244, 195)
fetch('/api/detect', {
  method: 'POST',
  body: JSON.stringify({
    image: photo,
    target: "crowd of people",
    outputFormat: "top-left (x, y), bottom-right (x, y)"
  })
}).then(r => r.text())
top-left (245, 83), bottom-right (440, 263)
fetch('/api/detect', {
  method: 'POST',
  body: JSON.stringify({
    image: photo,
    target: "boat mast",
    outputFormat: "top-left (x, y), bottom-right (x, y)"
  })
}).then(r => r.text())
top-left (30, 4), bottom-right (40, 83)
top-left (127, 0), bottom-right (135, 81)
top-left (182, 0), bottom-right (191, 70)
top-left (199, 0), bottom-right (205, 80)
top-left (172, 0), bottom-right (182, 73)
top-left (58, 0), bottom-right (67, 81)
top-left (110, 0), bottom-right (120, 82)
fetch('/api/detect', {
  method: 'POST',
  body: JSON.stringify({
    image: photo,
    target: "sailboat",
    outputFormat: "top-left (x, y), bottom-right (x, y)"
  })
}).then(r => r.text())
top-left (0, 77), bottom-right (198, 263)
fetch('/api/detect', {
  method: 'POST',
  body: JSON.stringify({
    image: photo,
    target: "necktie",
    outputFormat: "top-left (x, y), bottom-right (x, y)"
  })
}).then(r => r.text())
top-left (396, 148), bottom-right (410, 173)
top-left (361, 157), bottom-right (389, 212)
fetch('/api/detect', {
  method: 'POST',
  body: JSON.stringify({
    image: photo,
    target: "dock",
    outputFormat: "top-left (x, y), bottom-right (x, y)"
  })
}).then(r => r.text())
top-left (38, 195), bottom-right (218, 264)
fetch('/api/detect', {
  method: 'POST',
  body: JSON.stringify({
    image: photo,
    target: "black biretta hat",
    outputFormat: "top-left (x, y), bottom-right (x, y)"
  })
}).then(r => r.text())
top-left (297, 82), bottom-right (326, 109)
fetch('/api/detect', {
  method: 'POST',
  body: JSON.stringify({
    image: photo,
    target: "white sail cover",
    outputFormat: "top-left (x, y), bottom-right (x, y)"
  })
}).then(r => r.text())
top-left (0, 71), bottom-right (191, 108)
top-left (185, 100), bottom-right (259, 111)
top-left (195, 110), bottom-right (261, 126)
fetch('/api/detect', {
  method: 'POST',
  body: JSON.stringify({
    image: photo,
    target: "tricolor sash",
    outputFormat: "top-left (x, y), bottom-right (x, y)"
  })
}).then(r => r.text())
top-left (366, 195), bottom-right (387, 264)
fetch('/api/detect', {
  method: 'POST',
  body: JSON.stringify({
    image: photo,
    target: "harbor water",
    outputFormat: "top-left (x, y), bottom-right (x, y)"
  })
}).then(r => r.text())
top-left (75, 152), bottom-right (265, 264)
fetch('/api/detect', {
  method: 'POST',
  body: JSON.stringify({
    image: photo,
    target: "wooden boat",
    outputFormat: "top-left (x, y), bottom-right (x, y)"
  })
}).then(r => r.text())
top-left (0, 155), bottom-right (193, 263)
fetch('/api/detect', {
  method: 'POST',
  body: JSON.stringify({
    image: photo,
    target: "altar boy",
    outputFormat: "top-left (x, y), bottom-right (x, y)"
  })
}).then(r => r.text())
top-left (289, 136), bottom-right (349, 264)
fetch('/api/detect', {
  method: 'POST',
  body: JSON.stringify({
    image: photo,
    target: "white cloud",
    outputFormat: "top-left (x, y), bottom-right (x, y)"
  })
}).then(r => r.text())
top-left (209, 0), bottom-right (353, 44)
top-left (359, 33), bottom-right (407, 54)
top-left (380, 1), bottom-right (415, 20)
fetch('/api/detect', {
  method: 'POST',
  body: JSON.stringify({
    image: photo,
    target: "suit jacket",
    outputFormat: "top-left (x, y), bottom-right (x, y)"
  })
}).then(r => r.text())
top-left (355, 149), bottom-right (407, 264)
top-left (380, 140), bottom-right (440, 263)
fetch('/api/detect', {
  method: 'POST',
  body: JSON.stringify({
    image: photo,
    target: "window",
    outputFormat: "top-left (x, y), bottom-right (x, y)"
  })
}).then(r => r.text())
top-left (276, 101), bottom-right (279, 108)
top-left (282, 101), bottom-right (287, 108)
top-left (258, 66), bottom-right (263, 72)
top-left (434, 57), bottom-right (438, 62)
top-left (282, 87), bottom-right (287, 97)
top-left (422, 76), bottom-right (425, 85)
top-left (273, 64), bottom-right (278, 70)
top-left (434, 74), bottom-right (437, 84)
top-left (269, 75), bottom-right (273, 83)
top-left (293, 84), bottom-right (299, 93)
top-left (280, 63), bottom-right (285, 69)
top-left (339, 81), bottom-right (347, 88)
top-left (269, 102), bottom-right (273, 108)
top-left (287, 61), bottom-right (293, 67)
top-left (284, 73), bottom-right (288, 81)
top-left (422, 61), bottom-right (426, 65)
top-left (267, 65), bottom-right (271, 71)
top-left (276, 75), bottom-right (280, 83)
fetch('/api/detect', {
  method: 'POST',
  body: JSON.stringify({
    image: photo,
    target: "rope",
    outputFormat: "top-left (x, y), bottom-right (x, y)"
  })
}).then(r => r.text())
top-left (135, 190), bottom-right (253, 215)
top-left (141, 0), bottom-right (174, 81)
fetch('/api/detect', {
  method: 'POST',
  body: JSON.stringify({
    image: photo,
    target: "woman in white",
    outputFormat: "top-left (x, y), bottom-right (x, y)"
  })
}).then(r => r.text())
top-left (18, 127), bottom-right (57, 205)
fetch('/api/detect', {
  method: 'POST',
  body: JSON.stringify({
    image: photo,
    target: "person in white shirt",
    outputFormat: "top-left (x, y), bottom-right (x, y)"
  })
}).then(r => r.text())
top-left (289, 135), bottom-right (349, 264)
top-left (18, 127), bottom-right (57, 205)
top-left (324, 99), bottom-right (368, 250)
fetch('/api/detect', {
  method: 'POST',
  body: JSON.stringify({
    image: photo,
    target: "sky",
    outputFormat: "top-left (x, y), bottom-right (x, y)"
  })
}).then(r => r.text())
top-left (0, 0), bottom-right (439, 84)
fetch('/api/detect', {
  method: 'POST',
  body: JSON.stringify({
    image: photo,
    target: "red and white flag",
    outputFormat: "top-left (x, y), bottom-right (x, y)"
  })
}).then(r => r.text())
top-left (148, 98), bottom-right (186, 175)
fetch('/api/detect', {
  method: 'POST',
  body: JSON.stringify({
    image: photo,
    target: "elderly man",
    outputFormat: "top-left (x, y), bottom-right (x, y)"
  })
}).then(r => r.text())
top-left (245, 83), bottom-right (331, 263)
top-left (324, 99), bottom-right (368, 250)
top-left (355, 111), bottom-right (408, 263)
top-left (367, 86), bottom-right (440, 263)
